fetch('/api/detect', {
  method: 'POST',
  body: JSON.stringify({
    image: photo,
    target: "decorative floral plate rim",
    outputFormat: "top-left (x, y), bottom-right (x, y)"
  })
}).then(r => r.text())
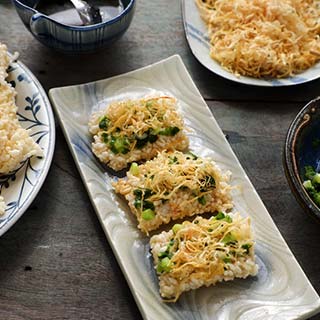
top-left (0, 56), bottom-right (55, 236)
top-left (182, 0), bottom-right (320, 87)
top-left (50, 55), bottom-right (320, 320)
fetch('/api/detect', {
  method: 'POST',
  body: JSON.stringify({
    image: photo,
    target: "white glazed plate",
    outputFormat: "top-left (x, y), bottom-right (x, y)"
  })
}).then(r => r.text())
top-left (182, 0), bottom-right (320, 87)
top-left (0, 57), bottom-right (55, 236)
top-left (49, 55), bottom-right (320, 320)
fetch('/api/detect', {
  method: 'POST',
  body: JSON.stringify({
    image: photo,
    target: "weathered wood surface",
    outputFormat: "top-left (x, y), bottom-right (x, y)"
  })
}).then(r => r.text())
top-left (0, 1), bottom-right (319, 319)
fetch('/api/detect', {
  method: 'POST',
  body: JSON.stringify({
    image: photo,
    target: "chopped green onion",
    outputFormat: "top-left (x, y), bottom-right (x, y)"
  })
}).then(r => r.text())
top-left (141, 209), bottom-right (155, 221)
top-left (223, 215), bottom-right (233, 223)
top-left (303, 165), bottom-right (320, 207)
top-left (158, 251), bottom-right (167, 258)
top-left (241, 243), bottom-right (252, 254)
top-left (312, 173), bottom-right (320, 187)
top-left (133, 189), bottom-right (154, 211)
top-left (303, 180), bottom-right (314, 191)
top-left (186, 152), bottom-right (198, 160)
top-left (109, 136), bottom-right (118, 154)
top-left (109, 136), bottom-right (130, 154)
top-left (150, 128), bottom-right (160, 135)
top-left (133, 189), bottom-right (143, 199)
top-left (99, 116), bottom-right (109, 130)
top-left (215, 212), bottom-right (225, 220)
top-left (205, 175), bottom-right (215, 187)
top-left (157, 257), bottom-right (172, 273)
top-left (101, 132), bottom-right (108, 143)
top-left (158, 249), bottom-right (173, 259)
top-left (223, 257), bottom-right (232, 263)
top-left (144, 189), bottom-right (153, 198)
top-left (134, 199), bottom-right (141, 209)
top-left (133, 189), bottom-right (142, 208)
top-left (314, 193), bottom-right (320, 206)
top-left (169, 156), bottom-right (178, 164)
top-left (159, 126), bottom-right (180, 136)
top-left (214, 212), bottom-right (232, 223)
top-left (172, 224), bottom-right (183, 234)
top-left (198, 195), bottom-right (206, 205)
top-left (148, 134), bottom-right (158, 143)
top-left (129, 162), bottom-right (139, 176)
top-left (143, 200), bottom-right (155, 210)
top-left (222, 233), bottom-right (237, 244)
top-left (135, 129), bottom-right (159, 149)
top-left (305, 165), bottom-right (316, 180)
top-left (114, 137), bottom-right (129, 154)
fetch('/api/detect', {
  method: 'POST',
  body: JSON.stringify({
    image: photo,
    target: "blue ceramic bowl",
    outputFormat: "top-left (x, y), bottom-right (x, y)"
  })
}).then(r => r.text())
top-left (284, 97), bottom-right (320, 222)
top-left (12, 0), bottom-right (135, 53)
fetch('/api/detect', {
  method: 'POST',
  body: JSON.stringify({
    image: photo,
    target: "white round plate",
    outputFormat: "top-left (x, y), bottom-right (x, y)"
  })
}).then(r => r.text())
top-left (182, 0), bottom-right (320, 87)
top-left (0, 56), bottom-right (55, 236)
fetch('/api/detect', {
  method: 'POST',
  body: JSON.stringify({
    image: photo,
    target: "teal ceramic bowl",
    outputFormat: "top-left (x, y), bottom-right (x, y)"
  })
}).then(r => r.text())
top-left (284, 97), bottom-right (320, 222)
top-left (12, 0), bottom-right (135, 53)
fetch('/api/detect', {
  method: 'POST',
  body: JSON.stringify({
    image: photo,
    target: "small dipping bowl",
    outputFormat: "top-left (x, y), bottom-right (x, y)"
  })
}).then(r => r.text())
top-left (12, 0), bottom-right (135, 53)
top-left (284, 97), bottom-right (320, 222)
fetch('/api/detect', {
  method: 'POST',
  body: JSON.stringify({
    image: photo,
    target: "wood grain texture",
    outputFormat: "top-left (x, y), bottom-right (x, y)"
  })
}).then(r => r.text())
top-left (0, 1), bottom-right (319, 319)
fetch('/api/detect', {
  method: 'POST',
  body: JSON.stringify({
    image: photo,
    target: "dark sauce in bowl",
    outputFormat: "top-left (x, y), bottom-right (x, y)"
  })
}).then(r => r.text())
top-left (35, 0), bottom-right (124, 26)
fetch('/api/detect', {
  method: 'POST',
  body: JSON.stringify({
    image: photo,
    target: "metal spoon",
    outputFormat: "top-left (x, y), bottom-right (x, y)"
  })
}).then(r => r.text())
top-left (69, 0), bottom-right (102, 25)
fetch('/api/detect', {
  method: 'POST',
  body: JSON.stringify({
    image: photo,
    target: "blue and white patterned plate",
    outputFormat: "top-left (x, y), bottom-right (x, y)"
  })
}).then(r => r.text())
top-left (182, 0), bottom-right (320, 87)
top-left (50, 56), bottom-right (320, 320)
top-left (0, 56), bottom-right (55, 236)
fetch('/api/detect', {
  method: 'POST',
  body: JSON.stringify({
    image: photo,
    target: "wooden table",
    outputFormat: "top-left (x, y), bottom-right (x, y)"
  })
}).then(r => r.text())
top-left (0, 1), bottom-right (319, 319)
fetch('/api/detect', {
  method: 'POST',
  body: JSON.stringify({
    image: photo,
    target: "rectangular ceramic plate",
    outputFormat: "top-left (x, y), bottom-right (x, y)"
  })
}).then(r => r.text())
top-left (49, 55), bottom-right (320, 320)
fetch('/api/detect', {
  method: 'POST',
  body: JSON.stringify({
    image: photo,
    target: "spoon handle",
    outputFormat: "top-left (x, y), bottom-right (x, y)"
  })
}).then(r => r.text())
top-left (69, 0), bottom-right (102, 25)
top-left (70, 0), bottom-right (88, 10)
